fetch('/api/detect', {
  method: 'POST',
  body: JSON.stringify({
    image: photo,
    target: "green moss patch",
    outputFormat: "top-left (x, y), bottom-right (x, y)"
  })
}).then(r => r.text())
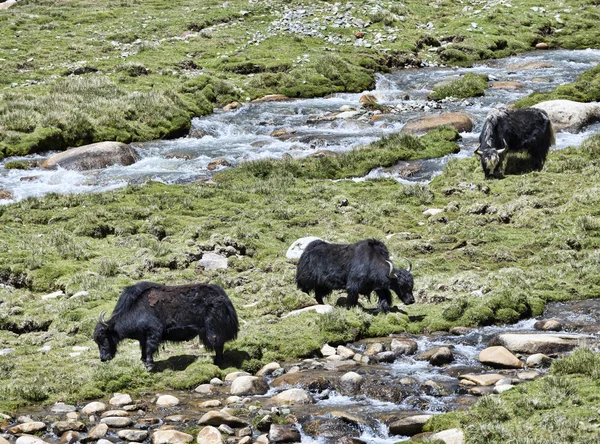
top-left (428, 73), bottom-right (489, 100)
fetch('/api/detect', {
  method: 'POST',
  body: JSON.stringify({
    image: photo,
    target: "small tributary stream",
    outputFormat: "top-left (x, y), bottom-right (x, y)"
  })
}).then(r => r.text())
top-left (4, 299), bottom-right (599, 443)
top-left (1, 49), bottom-right (600, 203)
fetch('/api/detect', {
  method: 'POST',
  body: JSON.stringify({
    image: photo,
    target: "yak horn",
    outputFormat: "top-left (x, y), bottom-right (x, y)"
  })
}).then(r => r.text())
top-left (98, 311), bottom-right (109, 328)
top-left (497, 139), bottom-right (508, 154)
top-left (385, 260), bottom-right (396, 278)
top-left (404, 257), bottom-right (412, 273)
top-left (474, 144), bottom-right (482, 156)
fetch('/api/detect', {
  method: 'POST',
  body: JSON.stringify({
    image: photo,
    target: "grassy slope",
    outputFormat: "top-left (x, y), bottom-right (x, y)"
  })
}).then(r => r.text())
top-left (1, 0), bottom-right (600, 156)
top-left (1, 134), bottom-right (600, 413)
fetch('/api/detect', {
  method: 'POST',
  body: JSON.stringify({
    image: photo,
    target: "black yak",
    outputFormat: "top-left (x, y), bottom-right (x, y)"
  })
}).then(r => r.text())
top-left (295, 239), bottom-right (415, 313)
top-left (475, 108), bottom-right (555, 178)
top-left (94, 282), bottom-right (238, 370)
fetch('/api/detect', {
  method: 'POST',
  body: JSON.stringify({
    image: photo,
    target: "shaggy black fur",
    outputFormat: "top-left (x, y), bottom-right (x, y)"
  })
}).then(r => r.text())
top-left (94, 282), bottom-right (238, 370)
top-left (477, 108), bottom-right (555, 178)
top-left (295, 239), bottom-right (415, 313)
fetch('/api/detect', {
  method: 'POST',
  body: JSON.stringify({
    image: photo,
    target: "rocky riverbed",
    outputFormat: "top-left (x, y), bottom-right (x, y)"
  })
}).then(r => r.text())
top-left (2, 299), bottom-right (598, 444)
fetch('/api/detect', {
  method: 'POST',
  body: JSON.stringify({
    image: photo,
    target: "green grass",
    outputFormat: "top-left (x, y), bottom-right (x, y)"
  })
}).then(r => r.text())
top-left (0, 0), bottom-right (599, 157)
top-left (428, 73), bottom-right (489, 100)
top-left (2, 134), bottom-right (600, 411)
top-left (515, 64), bottom-right (600, 107)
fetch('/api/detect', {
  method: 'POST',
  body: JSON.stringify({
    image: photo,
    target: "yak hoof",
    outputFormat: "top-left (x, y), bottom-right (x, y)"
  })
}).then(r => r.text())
top-left (145, 363), bottom-right (155, 371)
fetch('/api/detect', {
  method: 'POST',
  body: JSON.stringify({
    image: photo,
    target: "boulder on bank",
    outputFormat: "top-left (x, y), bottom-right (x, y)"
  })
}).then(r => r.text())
top-left (41, 142), bottom-right (139, 171)
top-left (532, 100), bottom-right (600, 132)
top-left (286, 236), bottom-right (322, 259)
top-left (402, 113), bottom-right (474, 134)
top-left (479, 346), bottom-right (523, 369)
top-left (490, 333), bottom-right (585, 354)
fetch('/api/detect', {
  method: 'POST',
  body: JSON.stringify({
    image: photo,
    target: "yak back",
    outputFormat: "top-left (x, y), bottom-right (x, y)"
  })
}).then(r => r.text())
top-left (296, 239), bottom-right (391, 292)
top-left (480, 108), bottom-right (553, 152)
top-left (109, 281), bottom-right (239, 346)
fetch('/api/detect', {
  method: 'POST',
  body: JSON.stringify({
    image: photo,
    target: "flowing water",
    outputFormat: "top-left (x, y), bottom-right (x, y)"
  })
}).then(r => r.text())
top-left (2, 49), bottom-right (600, 203)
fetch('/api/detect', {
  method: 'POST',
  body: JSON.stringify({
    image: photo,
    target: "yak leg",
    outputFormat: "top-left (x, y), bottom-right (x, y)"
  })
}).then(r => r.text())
top-left (375, 289), bottom-right (392, 314)
top-left (346, 284), bottom-right (360, 308)
top-left (143, 332), bottom-right (161, 371)
top-left (213, 345), bottom-right (224, 366)
top-left (314, 287), bottom-right (329, 305)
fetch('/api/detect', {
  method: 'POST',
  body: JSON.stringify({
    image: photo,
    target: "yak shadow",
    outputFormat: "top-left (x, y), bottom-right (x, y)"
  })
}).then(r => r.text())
top-left (503, 152), bottom-right (540, 176)
top-left (152, 354), bottom-right (199, 372)
top-left (224, 349), bottom-right (252, 368)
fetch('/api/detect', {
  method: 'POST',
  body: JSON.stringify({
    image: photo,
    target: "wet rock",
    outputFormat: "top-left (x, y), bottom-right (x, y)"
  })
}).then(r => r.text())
top-left (82, 402), bottom-right (106, 415)
top-left (324, 359), bottom-right (358, 371)
top-left (222, 101), bottom-right (242, 111)
top-left (198, 411), bottom-right (248, 428)
top-left (337, 345), bottom-right (355, 359)
top-left (15, 436), bottom-right (49, 444)
top-left (156, 395), bottom-right (180, 407)
top-left (365, 342), bottom-right (384, 356)
top-left (271, 372), bottom-right (333, 392)
top-left (199, 253), bottom-right (228, 270)
top-left (416, 347), bottom-right (453, 366)
top-left (201, 401), bottom-right (222, 409)
top-left (165, 152), bottom-right (196, 160)
top-left (402, 112), bottom-right (473, 134)
top-left (52, 422), bottom-right (86, 434)
top-left (286, 236), bottom-right (322, 260)
top-left (490, 333), bottom-right (585, 354)
top-left (8, 422), bottom-right (47, 434)
top-left (256, 362), bottom-right (281, 377)
top-left (449, 326), bottom-right (472, 335)
top-left (196, 426), bottom-right (223, 444)
top-left (217, 424), bottom-right (234, 435)
top-left (359, 94), bottom-right (377, 104)
top-left (307, 150), bottom-right (339, 158)
top-left (534, 319), bottom-right (563, 332)
top-left (536, 42), bottom-right (549, 50)
top-left (391, 338), bottom-right (418, 356)
top-left (60, 431), bottom-right (80, 444)
top-left (210, 378), bottom-right (223, 386)
top-left (230, 376), bottom-right (269, 396)
top-left (0, 190), bottom-right (13, 200)
top-left (333, 438), bottom-right (366, 444)
top-left (195, 384), bottom-right (218, 395)
top-left (110, 393), bottom-right (133, 407)
top-left (256, 414), bottom-right (274, 432)
top-left (460, 373), bottom-right (505, 386)
top-left (429, 428), bottom-right (464, 444)
top-left (225, 371), bottom-right (251, 382)
top-left (82, 423), bottom-right (108, 441)
top-left (152, 430), bottom-right (194, 444)
top-left (268, 424), bottom-right (301, 443)
top-left (330, 411), bottom-right (364, 427)
top-left (321, 343), bottom-right (337, 357)
top-left (507, 61), bottom-right (554, 70)
top-left (101, 410), bottom-right (129, 417)
top-left (388, 414), bottom-right (432, 436)
top-left (238, 438), bottom-right (252, 444)
top-left (374, 351), bottom-right (396, 363)
top-left (300, 416), bottom-right (360, 441)
top-left (207, 159), bottom-right (232, 171)
top-left (100, 417), bottom-right (134, 428)
top-left (533, 100), bottom-right (600, 132)
top-left (479, 346), bottom-right (523, 369)
top-left (118, 430), bottom-right (149, 442)
top-left (517, 371), bottom-right (541, 381)
top-left (526, 353), bottom-right (552, 367)
top-left (270, 128), bottom-right (296, 139)
top-left (272, 388), bottom-right (313, 405)
top-left (252, 94), bottom-right (290, 103)
top-left (490, 81), bottom-right (523, 89)
top-left (41, 142), bottom-right (139, 171)
top-left (51, 403), bottom-right (77, 414)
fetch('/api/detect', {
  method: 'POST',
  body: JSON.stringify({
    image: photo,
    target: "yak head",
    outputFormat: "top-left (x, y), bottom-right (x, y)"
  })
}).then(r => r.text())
top-left (475, 141), bottom-right (508, 179)
top-left (386, 259), bottom-right (415, 305)
top-left (94, 312), bottom-right (118, 362)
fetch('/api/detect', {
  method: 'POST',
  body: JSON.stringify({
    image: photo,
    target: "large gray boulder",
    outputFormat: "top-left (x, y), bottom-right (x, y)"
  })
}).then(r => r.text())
top-left (532, 100), bottom-right (600, 133)
top-left (286, 236), bottom-right (322, 259)
top-left (490, 333), bottom-right (587, 354)
top-left (388, 414), bottom-right (433, 436)
top-left (41, 142), bottom-right (139, 171)
top-left (402, 112), bottom-right (474, 134)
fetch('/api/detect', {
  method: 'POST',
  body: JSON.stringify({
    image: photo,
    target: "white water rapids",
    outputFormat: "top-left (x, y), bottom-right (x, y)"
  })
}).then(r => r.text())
top-left (1, 49), bottom-right (600, 204)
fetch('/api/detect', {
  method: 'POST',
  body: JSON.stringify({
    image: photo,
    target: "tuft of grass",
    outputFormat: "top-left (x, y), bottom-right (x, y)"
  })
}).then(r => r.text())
top-left (428, 73), bottom-right (489, 100)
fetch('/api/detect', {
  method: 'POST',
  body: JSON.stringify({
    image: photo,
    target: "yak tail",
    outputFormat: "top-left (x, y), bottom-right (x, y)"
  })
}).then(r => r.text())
top-left (111, 281), bottom-right (162, 321)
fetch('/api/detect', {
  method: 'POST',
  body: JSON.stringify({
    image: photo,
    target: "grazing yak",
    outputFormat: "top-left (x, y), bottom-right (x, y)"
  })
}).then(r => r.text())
top-left (475, 108), bottom-right (555, 178)
top-left (94, 282), bottom-right (238, 370)
top-left (295, 239), bottom-right (415, 313)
